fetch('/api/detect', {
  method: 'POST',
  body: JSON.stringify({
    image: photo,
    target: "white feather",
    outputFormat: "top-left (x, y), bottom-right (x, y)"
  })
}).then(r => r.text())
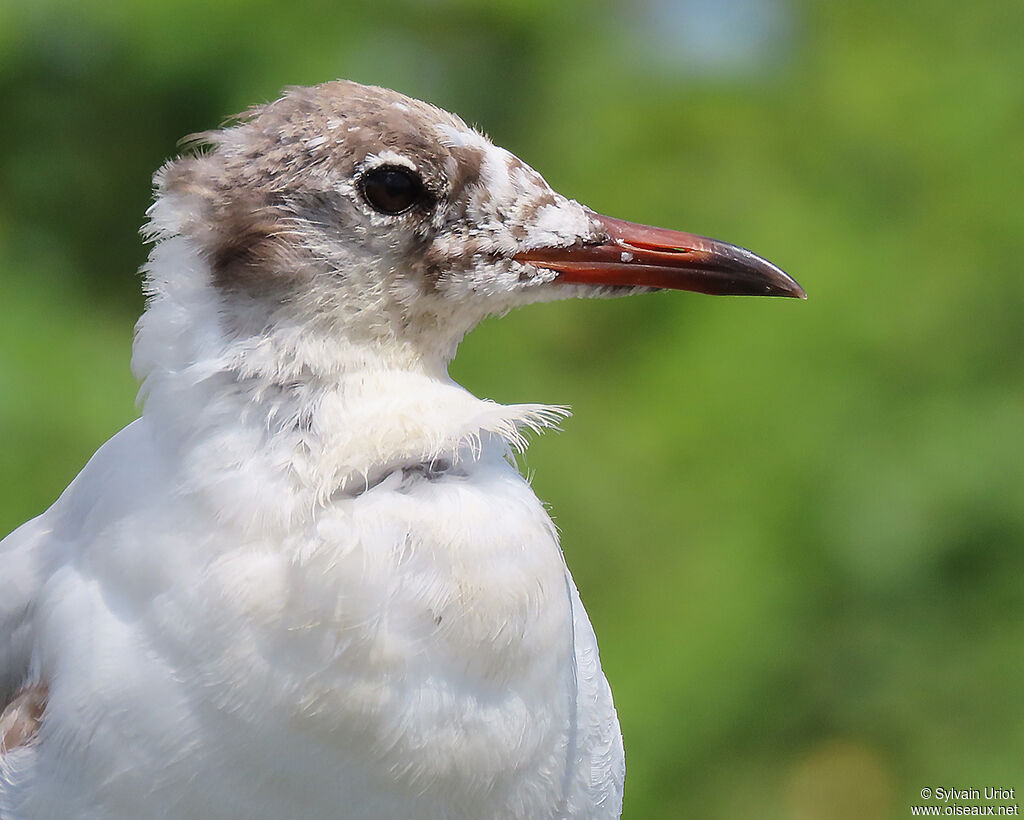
top-left (0, 199), bottom-right (622, 820)
top-left (0, 81), bottom-right (625, 819)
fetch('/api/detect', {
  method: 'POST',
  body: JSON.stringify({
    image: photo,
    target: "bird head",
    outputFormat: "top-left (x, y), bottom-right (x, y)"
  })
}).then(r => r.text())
top-left (147, 81), bottom-right (803, 374)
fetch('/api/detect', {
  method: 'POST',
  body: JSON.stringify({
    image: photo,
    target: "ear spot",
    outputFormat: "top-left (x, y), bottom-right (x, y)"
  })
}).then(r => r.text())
top-left (160, 156), bottom-right (305, 296)
top-left (206, 199), bottom-right (294, 293)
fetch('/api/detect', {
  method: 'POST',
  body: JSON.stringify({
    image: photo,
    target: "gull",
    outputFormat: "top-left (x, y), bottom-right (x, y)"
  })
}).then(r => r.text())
top-left (0, 80), bottom-right (804, 819)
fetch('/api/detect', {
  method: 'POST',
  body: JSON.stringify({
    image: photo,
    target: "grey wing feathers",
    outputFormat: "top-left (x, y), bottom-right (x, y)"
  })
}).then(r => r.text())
top-left (0, 516), bottom-right (52, 706)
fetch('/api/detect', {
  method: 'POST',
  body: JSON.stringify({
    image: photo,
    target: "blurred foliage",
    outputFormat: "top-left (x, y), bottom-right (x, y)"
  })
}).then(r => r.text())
top-left (1, 0), bottom-right (1022, 817)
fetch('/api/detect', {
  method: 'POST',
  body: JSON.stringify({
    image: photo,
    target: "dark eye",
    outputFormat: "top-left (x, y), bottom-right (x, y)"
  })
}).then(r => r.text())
top-left (360, 166), bottom-right (426, 215)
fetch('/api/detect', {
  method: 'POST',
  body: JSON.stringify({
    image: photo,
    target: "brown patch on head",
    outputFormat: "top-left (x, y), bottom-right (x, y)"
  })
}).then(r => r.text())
top-left (222, 81), bottom-right (476, 194)
top-left (505, 153), bottom-right (526, 176)
top-left (161, 160), bottom-right (305, 295)
top-left (448, 145), bottom-right (484, 200)
top-left (505, 152), bottom-right (547, 189)
top-left (206, 199), bottom-right (296, 293)
top-left (0, 681), bottom-right (48, 753)
top-left (157, 81), bottom-right (486, 295)
top-left (508, 191), bottom-right (559, 242)
top-left (439, 144), bottom-right (490, 228)
top-left (416, 236), bottom-right (490, 286)
top-left (504, 152), bottom-right (551, 201)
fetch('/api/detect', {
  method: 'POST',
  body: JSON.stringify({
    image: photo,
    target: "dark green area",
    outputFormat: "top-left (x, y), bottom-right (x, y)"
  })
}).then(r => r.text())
top-left (1, 1), bottom-right (1021, 817)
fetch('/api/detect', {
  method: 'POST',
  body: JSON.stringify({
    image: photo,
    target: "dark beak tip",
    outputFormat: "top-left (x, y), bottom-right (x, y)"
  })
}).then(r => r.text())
top-left (776, 277), bottom-right (807, 300)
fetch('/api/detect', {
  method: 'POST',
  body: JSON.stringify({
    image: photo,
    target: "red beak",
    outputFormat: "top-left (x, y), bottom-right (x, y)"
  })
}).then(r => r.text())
top-left (515, 212), bottom-right (805, 299)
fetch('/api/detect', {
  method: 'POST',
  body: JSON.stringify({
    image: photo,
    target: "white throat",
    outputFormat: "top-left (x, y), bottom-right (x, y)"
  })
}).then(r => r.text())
top-left (132, 202), bottom-right (568, 535)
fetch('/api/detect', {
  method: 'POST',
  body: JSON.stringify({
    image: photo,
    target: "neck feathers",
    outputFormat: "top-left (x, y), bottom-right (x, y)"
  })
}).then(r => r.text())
top-left (133, 206), bottom-right (568, 533)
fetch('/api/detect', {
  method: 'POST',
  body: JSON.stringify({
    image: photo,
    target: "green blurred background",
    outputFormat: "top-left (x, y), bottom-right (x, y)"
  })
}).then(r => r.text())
top-left (1, 0), bottom-right (1021, 817)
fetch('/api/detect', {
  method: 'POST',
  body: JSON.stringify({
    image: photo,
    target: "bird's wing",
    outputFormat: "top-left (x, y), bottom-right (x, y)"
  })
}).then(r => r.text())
top-left (564, 574), bottom-right (625, 816)
top-left (0, 420), bottom-right (150, 708)
top-left (0, 513), bottom-right (53, 706)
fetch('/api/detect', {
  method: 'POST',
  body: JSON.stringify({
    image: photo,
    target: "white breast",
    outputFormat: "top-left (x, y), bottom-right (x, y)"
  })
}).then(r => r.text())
top-left (1, 419), bottom-right (622, 819)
